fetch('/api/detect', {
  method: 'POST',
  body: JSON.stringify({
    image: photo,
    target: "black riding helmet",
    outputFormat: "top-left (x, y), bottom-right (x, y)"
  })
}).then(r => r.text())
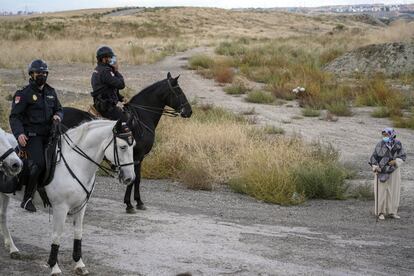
top-left (28, 59), bottom-right (48, 75)
top-left (96, 46), bottom-right (115, 60)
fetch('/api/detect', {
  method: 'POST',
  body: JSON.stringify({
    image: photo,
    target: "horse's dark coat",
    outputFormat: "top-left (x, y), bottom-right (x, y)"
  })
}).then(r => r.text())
top-left (61, 73), bottom-right (192, 209)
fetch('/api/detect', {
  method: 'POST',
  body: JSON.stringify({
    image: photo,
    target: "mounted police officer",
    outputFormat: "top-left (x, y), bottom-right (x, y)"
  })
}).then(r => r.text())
top-left (9, 59), bottom-right (63, 212)
top-left (91, 46), bottom-right (127, 120)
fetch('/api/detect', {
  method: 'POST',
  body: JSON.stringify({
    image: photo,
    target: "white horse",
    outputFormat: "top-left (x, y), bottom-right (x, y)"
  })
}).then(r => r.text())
top-left (0, 120), bottom-right (136, 275)
top-left (0, 127), bottom-right (23, 177)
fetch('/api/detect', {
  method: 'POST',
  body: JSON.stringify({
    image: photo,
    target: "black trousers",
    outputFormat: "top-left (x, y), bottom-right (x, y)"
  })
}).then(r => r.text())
top-left (94, 98), bottom-right (128, 121)
top-left (22, 135), bottom-right (48, 201)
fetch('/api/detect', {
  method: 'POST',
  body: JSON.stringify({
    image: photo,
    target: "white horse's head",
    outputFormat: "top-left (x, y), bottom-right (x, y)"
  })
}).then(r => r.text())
top-left (104, 120), bottom-right (136, 185)
top-left (0, 128), bottom-right (23, 176)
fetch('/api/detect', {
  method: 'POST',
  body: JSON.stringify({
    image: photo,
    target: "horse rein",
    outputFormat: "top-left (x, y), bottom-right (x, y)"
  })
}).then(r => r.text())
top-left (57, 124), bottom-right (135, 215)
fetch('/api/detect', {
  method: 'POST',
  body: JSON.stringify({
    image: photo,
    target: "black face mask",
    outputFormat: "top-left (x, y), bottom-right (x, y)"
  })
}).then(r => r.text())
top-left (34, 75), bottom-right (47, 87)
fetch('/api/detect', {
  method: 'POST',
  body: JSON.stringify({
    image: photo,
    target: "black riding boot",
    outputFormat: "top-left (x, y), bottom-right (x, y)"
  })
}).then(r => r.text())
top-left (20, 162), bottom-right (38, 212)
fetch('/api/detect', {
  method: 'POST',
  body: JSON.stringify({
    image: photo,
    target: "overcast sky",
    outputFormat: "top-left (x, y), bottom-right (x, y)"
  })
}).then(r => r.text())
top-left (1, 0), bottom-right (413, 12)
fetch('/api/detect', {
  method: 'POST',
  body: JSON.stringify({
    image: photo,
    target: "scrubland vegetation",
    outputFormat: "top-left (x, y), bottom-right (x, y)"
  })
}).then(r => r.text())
top-left (141, 105), bottom-right (350, 204)
top-left (188, 20), bottom-right (414, 128)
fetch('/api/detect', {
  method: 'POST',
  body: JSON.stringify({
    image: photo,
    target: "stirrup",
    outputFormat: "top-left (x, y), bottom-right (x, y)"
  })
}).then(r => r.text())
top-left (21, 198), bottom-right (37, 212)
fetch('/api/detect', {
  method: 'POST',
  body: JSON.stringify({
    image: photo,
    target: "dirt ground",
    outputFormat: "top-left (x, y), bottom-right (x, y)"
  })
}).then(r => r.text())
top-left (0, 48), bottom-right (413, 275)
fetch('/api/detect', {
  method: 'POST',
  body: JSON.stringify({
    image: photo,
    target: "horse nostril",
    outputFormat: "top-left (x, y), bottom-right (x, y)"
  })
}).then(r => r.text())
top-left (12, 162), bottom-right (21, 170)
top-left (124, 178), bottom-right (132, 184)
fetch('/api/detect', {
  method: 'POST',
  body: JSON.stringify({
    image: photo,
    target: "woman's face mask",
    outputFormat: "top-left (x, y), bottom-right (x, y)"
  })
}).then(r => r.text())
top-left (383, 136), bottom-right (390, 143)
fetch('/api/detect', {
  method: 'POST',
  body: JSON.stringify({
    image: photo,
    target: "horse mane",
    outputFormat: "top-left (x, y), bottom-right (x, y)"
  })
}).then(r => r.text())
top-left (129, 78), bottom-right (166, 103)
top-left (65, 120), bottom-right (115, 145)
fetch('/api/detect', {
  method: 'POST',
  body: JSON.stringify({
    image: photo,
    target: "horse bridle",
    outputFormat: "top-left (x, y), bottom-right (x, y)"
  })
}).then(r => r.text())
top-left (58, 125), bottom-right (136, 215)
top-left (166, 78), bottom-right (191, 115)
top-left (0, 148), bottom-right (15, 170)
top-left (125, 78), bottom-right (190, 117)
top-left (61, 126), bottom-right (135, 177)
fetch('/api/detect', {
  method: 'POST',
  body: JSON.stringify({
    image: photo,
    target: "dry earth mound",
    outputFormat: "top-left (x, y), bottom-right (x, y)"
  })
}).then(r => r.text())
top-left (325, 42), bottom-right (414, 77)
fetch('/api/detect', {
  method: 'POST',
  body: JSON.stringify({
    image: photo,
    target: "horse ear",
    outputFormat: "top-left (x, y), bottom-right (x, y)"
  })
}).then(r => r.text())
top-left (167, 72), bottom-right (172, 79)
top-left (175, 74), bottom-right (180, 81)
top-left (114, 119), bottom-right (122, 134)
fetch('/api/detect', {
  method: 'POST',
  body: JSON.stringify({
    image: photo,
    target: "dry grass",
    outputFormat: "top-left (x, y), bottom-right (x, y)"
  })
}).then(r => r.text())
top-left (0, 6), bottom-right (391, 68)
top-left (142, 105), bottom-right (348, 205)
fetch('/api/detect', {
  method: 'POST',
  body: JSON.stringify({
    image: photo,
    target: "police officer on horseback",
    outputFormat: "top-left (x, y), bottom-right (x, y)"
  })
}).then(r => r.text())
top-left (91, 46), bottom-right (127, 120)
top-left (9, 59), bottom-right (63, 212)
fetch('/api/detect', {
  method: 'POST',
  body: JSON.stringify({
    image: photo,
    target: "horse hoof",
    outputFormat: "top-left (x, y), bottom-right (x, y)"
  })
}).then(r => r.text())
top-left (136, 204), bottom-right (147, 210)
top-left (10, 251), bottom-right (20, 259)
top-left (126, 206), bottom-right (136, 214)
top-left (75, 267), bottom-right (89, 275)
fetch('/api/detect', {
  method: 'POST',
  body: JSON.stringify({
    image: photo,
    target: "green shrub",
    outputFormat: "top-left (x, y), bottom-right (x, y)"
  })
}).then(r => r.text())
top-left (293, 162), bottom-right (348, 200)
top-left (245, 90), bottom-right (274, 104)
top-left (224, 82), bottom-right (249, 95)
top-left (371, 107), bottom-right (390, 118)
top-left (215, 41), bottom-right (247, 56)
top-left (302, 107), bottom-right (320, 117)
top-left (188, 54), bottom-right (214, 69)
top-left (326, 101), bottom-right (352, 116)
top-left (392, 112), bottom-right (414, 130)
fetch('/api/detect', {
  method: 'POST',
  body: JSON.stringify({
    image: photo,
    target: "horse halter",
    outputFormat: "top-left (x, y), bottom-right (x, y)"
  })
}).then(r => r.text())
top-left (166, 78), bottom-right (190, 115)
top-left (0, 148), bottom-right (15, 169)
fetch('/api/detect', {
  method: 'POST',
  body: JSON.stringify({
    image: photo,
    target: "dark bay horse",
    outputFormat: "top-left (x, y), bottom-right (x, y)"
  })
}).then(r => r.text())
top-left (61, 72), bottom-right (192, 213)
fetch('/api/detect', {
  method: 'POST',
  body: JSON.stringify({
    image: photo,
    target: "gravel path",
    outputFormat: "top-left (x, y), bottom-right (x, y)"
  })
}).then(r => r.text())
top-left (0, 48), bottom-right (413, 275)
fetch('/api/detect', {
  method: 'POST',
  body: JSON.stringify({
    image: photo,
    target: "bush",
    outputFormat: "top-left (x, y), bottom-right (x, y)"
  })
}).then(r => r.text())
top-left (179, 163), bottom-right (213, 191)
top-left (188, 54), bottom-right (214, 69)
top-left (302, 107), bottom-right (320, 117)
top-left (326, 101), bottom-right (352, 116)
top-left (245, 90), bottom-right (274, 104)
top-left (392, 112), bottom-right (414, 130)
top-left (371, 107), bottom-right (390, 118)
top-left (224, 82), bottom-right (249, 95)
top-left (294, 162), bottom-right (348, 200)
top-left (142, 101), bottom-right (348, 205)
top-left (213, 65), bottom-right (234, 83)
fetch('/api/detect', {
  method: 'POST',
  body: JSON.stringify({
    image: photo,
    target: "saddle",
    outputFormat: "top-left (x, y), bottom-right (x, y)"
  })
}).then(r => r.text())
top-left (87, 104), bottom-right (102, 118)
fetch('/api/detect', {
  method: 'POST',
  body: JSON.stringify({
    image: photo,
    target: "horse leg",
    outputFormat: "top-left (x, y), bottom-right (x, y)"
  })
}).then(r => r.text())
top-left (134, 163), bottom-right (146, 210)
top-left (0, 194), bottom-right (20, 258)
top-left (124, 184), bottom-right (135, 214)
top-left (48, 204), bottom-right (69, 276)
top-left (72, 207), bottom-right (89, 275)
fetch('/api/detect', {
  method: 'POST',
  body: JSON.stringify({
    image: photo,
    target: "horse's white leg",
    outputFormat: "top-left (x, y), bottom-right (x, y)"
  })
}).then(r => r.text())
top-left (48, 204), bottom-right (69, 276)
top-left (72, 207), bottom-right (89, 275)
top-left (0, 194), bottom-right (19, 258)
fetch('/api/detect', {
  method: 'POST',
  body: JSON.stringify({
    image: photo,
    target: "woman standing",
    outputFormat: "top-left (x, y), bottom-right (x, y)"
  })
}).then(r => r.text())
top-left (369, 128), bottom-right (406, 220)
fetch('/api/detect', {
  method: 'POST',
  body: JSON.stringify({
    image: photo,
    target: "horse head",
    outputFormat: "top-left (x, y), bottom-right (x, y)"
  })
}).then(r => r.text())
top-left (163, 72), bottom-right (192, 118)
top-left (104, 119), bottom-right (136, 185)
top-left (0, 128), bottom-right (23, 177)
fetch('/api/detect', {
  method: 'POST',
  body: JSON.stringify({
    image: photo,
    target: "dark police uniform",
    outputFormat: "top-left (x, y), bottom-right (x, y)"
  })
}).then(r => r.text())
top-left (9, 80), bottom-right (63, 203)
top-left (91, 62), bottom-right (125, 120)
